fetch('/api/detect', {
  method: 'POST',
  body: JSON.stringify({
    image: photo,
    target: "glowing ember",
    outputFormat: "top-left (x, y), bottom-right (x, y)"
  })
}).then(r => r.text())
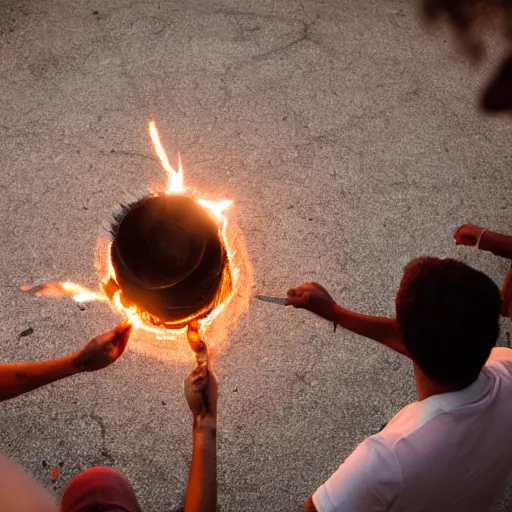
top-left (22, 121), bottom-right (243, 345)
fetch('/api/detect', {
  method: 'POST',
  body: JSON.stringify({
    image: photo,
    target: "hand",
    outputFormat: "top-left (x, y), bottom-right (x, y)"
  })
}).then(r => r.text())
top-left (184, 357), bottom-right (218, 430)
top-left (73, 323), bottom-right (132, 372)
top-left (453, 224), bottom-right (486, 247)
top-left (286, 282), bottom-right (336, 321)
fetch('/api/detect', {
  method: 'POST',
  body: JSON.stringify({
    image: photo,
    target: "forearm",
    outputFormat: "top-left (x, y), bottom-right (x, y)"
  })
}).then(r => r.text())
top-left (331, 304), bottom-right (410, 358)
top-left (0, 353), bottom-right (80, 402)
top-left (479, 231), bottom-right (512, 260)
top-left (184, 422), bottom-right (217, 512)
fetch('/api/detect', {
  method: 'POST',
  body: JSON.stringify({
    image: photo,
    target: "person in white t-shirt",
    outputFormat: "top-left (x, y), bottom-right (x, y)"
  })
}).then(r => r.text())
top-left (287, 256), bottom-right (512, 512)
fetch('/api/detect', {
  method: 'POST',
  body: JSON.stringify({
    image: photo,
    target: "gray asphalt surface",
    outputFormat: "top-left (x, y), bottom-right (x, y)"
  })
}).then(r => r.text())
top-left (1, 1), bottom-right (511, 511)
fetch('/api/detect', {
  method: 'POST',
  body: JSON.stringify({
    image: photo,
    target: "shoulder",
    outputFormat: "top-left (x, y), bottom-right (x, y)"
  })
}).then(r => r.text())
top-left (312, 436), bottom-right (402, 511)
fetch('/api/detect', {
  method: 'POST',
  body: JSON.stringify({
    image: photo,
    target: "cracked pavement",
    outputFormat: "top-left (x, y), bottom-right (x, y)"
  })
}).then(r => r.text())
top-left (1, 0), bottom-right (512, 510)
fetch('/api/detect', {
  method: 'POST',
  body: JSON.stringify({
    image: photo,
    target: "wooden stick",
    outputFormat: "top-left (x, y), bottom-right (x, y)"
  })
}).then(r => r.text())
top-left (187, 320), bottom-right (208, 365)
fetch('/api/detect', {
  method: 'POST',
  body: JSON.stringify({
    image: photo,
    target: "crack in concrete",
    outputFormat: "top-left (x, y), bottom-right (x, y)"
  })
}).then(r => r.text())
top-left (89, 413), bottom-right (114, 465)
top-left (250, 16), bottom-right (320, 62)
top-left (204, 13), bottom-right (339, 105)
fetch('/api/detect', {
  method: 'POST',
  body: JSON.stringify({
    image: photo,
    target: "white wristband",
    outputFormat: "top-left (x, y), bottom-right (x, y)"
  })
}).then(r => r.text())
top-left (476, 229), bottom-right (487, 249)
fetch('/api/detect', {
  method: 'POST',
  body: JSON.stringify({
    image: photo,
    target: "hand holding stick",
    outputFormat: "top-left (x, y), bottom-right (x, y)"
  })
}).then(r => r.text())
top-left (184, 326), bottom-right (218, 512)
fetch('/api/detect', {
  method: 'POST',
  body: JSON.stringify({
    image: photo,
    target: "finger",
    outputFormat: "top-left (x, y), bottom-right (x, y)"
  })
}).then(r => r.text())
top-left (103, 322), bottom-right (132, 342)
top-left (312, 282), bottom-right (329, 294)
top-left (187, 367), bottom-right (206, 386)
top-left (112, 323), bottom-right (133, 354)
top-left (285, 293), bottom-right (306, 306)
top-left (190, 369), bottom-right (207, 385)
top-left (287, 284), bottom-right (309, 295)
top-left (191, 371), bottom-right (206, 384)
top-left (192, 376), bottom-right (207, 392)
top-left (313, 283), bottom-right (334, 299)
top-left (115, 322), bottom-right (133, 337)
top-left (286, 289), bottom-right (299, 306)
top-left (191, 370), bottom-right (207, 383)
top-left (191, 365), bottom-right (206, 377)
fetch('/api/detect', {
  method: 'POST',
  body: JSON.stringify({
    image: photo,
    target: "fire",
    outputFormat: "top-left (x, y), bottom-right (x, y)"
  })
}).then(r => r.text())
top-left (149, 120), bottom-right (184, 193)
top-left (22, 120), bottom-right (250, 352)
top-left (20, 282), bottom-right (106, 303)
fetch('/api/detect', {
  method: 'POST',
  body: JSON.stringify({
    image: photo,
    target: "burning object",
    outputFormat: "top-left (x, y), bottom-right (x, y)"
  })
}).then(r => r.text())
top-left (22, 121), bottom-right (248, 357)
top-left (105, 192), bottom-right (232, 329)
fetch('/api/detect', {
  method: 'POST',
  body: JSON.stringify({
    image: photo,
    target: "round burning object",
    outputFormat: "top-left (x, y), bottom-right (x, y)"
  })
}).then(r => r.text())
top-left (104, 193), bottom-right (232, 329)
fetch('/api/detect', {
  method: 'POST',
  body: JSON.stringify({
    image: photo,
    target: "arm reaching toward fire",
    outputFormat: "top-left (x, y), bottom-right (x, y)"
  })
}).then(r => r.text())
top-left (453, 224), bottom-right (512, 317)
top-left (0, 323), bottom-right (132, 402)
top-left (453, 224), bottom-right (512, 259)
top-left (184, 355), bottom-right (218, 512)
top-left (286, 283), bottom-right (411, 358)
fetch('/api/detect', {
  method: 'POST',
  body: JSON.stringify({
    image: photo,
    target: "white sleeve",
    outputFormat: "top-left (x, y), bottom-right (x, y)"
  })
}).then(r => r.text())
top-left (312, 437), bottom-right (402, 512)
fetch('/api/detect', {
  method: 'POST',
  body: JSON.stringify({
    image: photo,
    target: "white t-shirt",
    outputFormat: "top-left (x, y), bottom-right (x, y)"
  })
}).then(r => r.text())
top-left (313, 347), bottom-right (512, 512)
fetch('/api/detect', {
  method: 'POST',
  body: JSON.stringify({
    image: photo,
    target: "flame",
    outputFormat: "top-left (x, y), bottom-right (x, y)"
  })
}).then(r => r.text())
top-left (149, 120), bottom-right (184, 193)
top-left (22, 120), bottom-right (252, 357)
top-left (21, 282), bottom-right (106, 303)
top-left (101, 120), bottom-right (240, 339)
top-left (106, 242), bottom-right (118, 284)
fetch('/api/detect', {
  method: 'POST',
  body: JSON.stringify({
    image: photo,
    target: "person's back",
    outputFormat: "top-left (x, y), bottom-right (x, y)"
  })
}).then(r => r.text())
top-left (288, 257), bottom-right (511, 511)
top-left (360, 349), bottom-right (512, 511)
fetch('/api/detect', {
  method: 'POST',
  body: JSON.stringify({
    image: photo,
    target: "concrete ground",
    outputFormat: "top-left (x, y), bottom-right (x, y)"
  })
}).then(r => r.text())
top-left (1, 0), bottom-right (511, 510)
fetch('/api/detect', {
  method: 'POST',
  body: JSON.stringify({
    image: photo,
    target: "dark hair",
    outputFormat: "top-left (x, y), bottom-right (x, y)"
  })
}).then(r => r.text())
top-left (395, 257), bottom-right (501, 388)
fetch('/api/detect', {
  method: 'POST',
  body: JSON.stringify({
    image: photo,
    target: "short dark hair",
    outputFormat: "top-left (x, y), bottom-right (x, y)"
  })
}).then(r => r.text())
top-left (395, 257), bottom-right (501, 388)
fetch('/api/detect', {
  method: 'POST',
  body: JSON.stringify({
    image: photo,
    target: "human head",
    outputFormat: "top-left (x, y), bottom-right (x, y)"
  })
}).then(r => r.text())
top-left (395, 257), bottom-right (501, 388)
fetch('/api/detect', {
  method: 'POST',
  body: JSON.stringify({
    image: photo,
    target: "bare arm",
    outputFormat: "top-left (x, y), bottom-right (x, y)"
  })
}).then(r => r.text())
top-left (184, 360), bottom-right (218, 512)
top-left (454, 225), bottom-right (512, 260)
top-left (331, 304), bottom-right (410, 358)
top-left (287, 283), bottom-right (410, 358)
top-left (0, 323), bottom-right (131, 402)
top-left (454, 225), bottom-right (512, 317)
top-left (185, 419), bottom-right (217, 512)
top-left (0, 354), bottom-right (79, 402)
top-left (479, 230), bottom-right (512, 260)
